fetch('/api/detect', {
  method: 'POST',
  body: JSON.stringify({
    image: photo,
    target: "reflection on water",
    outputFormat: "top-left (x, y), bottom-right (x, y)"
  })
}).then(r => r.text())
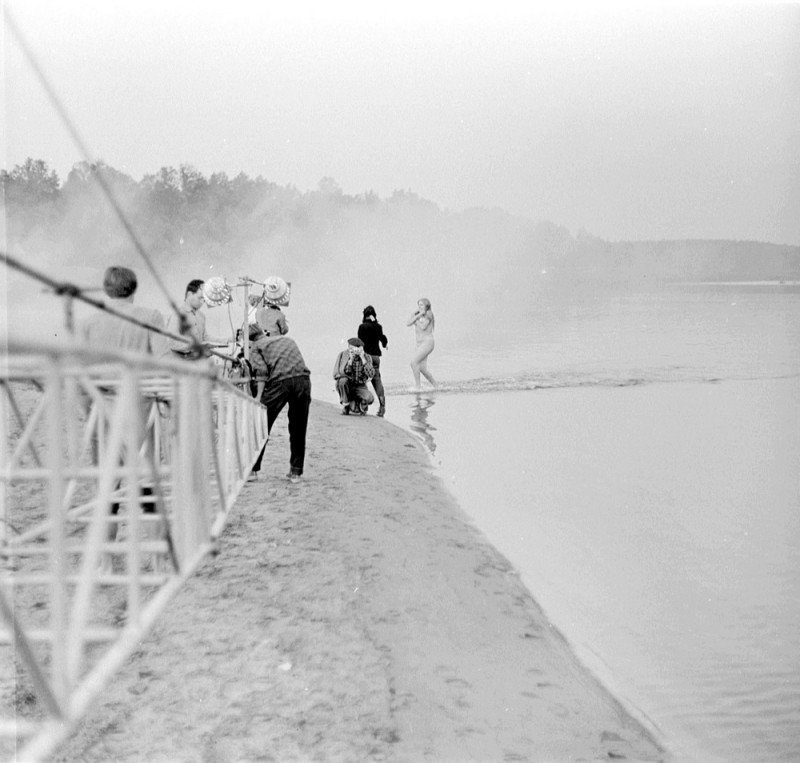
top-left (408, 393), bottom-right (437, 455)
top-left (381, 287), bottom-right (800, 761)
top-left (407, 380), bottom-right (800, 762)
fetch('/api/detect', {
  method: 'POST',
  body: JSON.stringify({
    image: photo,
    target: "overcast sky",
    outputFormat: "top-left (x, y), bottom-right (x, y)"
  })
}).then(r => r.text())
top-left (3, 1), bottom-right (799, 244)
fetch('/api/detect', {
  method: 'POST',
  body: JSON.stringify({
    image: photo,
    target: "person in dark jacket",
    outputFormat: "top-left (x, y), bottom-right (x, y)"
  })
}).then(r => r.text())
top-left (357, 305), bottom-right (388, 416)
top-left (249, 332), bottom-right (312, 483)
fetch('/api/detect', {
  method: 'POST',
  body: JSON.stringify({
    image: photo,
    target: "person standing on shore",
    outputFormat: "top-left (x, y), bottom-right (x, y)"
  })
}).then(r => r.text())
top-left (168, 278), bottom-right (228, 357)
top-left (168, 279), bottom-right (210, 357)
top-left (79, 266), bottom-right (169, 356)
top-left (248, 333), bottom-right (312, 483)
top-left (357, 305), bottom-right (388, 416)
top-left (407, 297), bottom-right (437, 389)
top-left (255, 276), bottom-right (290, 336)
top-left (78, 265), bottom-right (167, 566)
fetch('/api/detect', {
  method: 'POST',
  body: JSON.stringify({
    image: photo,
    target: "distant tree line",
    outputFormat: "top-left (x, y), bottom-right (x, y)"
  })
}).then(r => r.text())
top-left (3, 157), bottom-right (798, 288)
top-left (1, 157), bottom-right (443, 268)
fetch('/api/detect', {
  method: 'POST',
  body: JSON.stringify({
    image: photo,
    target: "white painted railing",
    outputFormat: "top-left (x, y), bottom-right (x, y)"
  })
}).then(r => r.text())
top-left (0, 341), bottom-right (268, 761)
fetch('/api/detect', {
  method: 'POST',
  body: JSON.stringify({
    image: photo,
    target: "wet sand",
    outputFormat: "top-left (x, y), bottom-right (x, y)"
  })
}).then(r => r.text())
top-left (57, 400), bottom-right (668, 761)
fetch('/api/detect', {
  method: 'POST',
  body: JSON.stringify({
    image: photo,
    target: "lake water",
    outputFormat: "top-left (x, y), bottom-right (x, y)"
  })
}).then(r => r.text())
top-left (359, 286), bottom-right (799, 761)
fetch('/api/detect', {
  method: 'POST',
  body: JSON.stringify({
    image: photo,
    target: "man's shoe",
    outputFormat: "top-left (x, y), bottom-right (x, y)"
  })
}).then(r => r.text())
top-left (341, 406), bottom-right (350, 415)
top-left (286, 472), bottom-right (301, 484)
top-left (377, 405), bottom-right (385, 417)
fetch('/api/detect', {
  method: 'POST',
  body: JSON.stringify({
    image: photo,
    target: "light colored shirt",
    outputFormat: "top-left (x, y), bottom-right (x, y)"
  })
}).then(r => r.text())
top-left (79, 300), bottom-right (169, 357)
top-left (167, 301), bottom-right (207, 354)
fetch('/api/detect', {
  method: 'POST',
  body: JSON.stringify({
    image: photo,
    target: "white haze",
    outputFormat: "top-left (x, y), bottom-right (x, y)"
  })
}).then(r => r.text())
top-left (3, 1), bottom-right (799, 244)
top-left (3, 1), bottom-right (799, 382)
top-left (1, 197), bottom-right (531, 385)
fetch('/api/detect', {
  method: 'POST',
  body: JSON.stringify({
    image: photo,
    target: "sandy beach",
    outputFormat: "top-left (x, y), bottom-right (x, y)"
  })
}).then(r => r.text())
top-left (47, 399), bottom-right (667, 761)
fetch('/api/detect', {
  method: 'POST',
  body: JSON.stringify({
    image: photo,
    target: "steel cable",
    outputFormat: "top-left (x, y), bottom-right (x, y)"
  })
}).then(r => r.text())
top-left (4, 9), bottom-right (189, 335)
top-left (0, 250), bottom-right (236, 362)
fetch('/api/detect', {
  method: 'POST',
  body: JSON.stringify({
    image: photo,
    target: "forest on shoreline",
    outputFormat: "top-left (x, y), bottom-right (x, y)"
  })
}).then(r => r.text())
top-left (3, 157), bottom-right (799, 299)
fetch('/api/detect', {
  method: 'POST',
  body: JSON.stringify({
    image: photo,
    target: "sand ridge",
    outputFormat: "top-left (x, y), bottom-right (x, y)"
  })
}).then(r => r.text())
top-left (57, 400), bottom-right (667, 761)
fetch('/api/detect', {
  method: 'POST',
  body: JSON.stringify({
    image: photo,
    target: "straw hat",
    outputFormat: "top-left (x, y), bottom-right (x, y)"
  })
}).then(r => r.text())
top-left (202, 277), bottom-right (233, 306)
top-left (263, 276), bottom-right (290, 307)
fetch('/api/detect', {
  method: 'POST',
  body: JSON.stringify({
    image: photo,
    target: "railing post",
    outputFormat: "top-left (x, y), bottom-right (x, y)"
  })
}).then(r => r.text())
top-left (172, 368), bottom-right (213, 563)
top-left (0, 381), bottom-right (8, 547)
top-left (171, 375), bottom-right (191, 567)
top-left (208, 390), bottom-right (228, 515)
top-left (243, 282), bottom-right (250, 361)
top-left (226, 392), bottom-right (241, 484)
top-left (123, 371), bottom-right (142, 623)
top-left (47, 359), bottom-right (69, 706)
top-left (196, 372), bottom-right (214, 535)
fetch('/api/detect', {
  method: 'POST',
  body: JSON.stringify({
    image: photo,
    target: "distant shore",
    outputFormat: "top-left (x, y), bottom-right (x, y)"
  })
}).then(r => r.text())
top-left (58, 399), bottom-right (668, 761)
top-left (675, 279), bottom-right (800, 286)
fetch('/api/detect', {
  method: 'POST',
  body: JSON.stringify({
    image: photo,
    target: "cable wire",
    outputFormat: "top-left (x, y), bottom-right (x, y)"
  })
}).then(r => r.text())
top-left (0, 250), bottom-right (236, 362)
top-left (4, 8), bottom-right (188, 334)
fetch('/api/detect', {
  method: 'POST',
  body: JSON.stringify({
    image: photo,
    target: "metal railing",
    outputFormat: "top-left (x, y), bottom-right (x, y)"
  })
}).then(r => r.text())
top-left (0, 340), bottom-right (269, 760)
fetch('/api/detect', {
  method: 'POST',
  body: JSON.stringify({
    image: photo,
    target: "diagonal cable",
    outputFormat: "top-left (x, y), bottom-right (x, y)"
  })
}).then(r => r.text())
top-left (4, 8), bottom-right (188, 333)
top-left (0, 250), bottom-right (236, 361)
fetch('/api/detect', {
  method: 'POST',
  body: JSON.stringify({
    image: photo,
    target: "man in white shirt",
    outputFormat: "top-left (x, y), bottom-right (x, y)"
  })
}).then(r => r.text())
top-left (79, 266), bottom-right (168, 356)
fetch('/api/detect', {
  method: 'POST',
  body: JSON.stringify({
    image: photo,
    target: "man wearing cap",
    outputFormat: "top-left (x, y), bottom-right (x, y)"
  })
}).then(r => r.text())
top-left (333, 337), bottom-right (375, 415)
top-left (249, 332), bottom-right (312, 483)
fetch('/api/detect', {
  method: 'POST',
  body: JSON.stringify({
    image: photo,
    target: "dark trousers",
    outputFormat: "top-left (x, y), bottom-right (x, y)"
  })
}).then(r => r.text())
top-left (252, 375), bottom-right (311, 475)
top-left (369, 355), bottom-right (385, 401)
top-left (336, 377), bottom-right (374, 407)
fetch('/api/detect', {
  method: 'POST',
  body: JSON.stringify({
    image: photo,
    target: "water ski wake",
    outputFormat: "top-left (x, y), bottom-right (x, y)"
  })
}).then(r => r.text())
top-left (384, 368), bottom-right (800, 396)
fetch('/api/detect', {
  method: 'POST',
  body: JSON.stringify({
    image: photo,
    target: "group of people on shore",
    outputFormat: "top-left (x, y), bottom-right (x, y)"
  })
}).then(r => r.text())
top-left (333, 306), bottom-right (387, 417)
top-left (331, 297), bottom-right (436, 416)
top-left (78, 265), bottom-right (437, 484)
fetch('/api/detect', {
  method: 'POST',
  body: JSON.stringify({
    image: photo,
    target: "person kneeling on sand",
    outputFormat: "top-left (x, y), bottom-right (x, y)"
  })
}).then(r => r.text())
top-left (333, 337), bottom-right (375, 415)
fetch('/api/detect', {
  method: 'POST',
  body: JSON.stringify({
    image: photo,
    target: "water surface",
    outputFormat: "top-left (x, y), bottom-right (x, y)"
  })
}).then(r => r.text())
top-left (376, 286), bottom-right (800, 761)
